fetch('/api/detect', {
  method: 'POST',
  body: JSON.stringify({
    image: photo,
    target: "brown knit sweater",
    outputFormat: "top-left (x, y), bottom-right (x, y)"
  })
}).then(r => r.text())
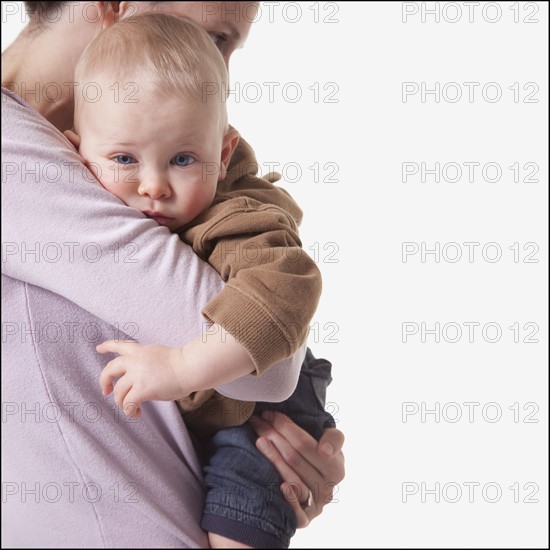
top-left (175, 133), bottom-right (322, 437)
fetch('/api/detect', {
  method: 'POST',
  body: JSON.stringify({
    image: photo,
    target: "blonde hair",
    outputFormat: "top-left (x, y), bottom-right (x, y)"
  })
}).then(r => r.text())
top-left (74, 12), bottom-right (228, 131)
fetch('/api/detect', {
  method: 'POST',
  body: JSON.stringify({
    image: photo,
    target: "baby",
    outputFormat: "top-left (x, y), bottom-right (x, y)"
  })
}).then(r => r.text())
top-left (67, 12), bottom-right (334, 549)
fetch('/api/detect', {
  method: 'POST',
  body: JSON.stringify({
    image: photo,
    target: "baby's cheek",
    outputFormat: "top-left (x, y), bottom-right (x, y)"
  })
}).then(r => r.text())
top-left (182, 183), bottom-right (216, 221)
top-left (197, 180), bottom-right (217, 209)
top-left (98, 163), bottom-right (137, 201)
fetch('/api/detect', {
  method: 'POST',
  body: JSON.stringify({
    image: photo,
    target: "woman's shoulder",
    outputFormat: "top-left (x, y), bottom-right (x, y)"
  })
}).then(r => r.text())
top-left (2, 86), bottom-right (75, 160)
top-left (2, 86), bottom-right (63, 132)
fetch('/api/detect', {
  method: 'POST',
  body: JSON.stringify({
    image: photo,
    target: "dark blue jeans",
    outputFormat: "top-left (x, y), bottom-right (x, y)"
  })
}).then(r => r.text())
top-left (199, 349), bottom-right (336, 548)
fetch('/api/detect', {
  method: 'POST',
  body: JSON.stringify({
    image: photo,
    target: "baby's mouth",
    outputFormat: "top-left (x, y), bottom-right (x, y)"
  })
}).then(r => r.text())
top-left (142, 210), bottom-right (174, 227)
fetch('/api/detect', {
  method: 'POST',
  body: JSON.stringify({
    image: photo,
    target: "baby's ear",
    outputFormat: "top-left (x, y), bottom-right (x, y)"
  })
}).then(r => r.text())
top-left (219, 128), bottom-right (240, 181)
top-left (64, 130), bottom-right (81, 150)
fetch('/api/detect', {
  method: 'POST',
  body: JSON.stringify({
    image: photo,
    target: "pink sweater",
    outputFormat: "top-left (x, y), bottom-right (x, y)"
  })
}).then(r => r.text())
top-left (1, 89), bottom-right (304, 547)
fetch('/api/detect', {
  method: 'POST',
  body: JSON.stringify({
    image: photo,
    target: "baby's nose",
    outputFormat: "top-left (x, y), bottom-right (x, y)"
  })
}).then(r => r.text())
top-left (138, 176), bottom-right (171, 199)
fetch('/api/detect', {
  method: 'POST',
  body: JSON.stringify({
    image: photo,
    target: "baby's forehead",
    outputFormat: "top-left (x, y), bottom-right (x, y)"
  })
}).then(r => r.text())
top-left (75, 76), bottom-right (222, 113)
top-left (76, 84), bottom-right (226, 140)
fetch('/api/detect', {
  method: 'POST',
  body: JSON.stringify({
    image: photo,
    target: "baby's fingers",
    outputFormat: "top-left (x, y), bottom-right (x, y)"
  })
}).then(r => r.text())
top-left (96, 339), bottom-right (139, 356)
top-left (123, 388), bottom-right (143, 419)
top-left (99, 358), bottom-right (128, 396)
top-left (112, 374), bottom-right (133, 410)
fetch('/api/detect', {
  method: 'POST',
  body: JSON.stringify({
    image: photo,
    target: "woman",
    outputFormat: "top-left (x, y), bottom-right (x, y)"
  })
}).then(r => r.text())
top-left (2, 1), bottom-right (345, 547)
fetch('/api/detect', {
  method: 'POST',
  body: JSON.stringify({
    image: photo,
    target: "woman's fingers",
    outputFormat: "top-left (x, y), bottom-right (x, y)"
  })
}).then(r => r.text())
top-left (260, 413), bottom-right (345, 485)
top-left (253, 430), bottom-right (309, 495)
top-left (250, 411), bottom-right (346, 529)
top-left (251, 415), bottom-right (321, 490)
top-left (318, 428), bottom-right (345, 460)
top-left (280, 482), bottom-right (311, 529)
top-left (253, 433), bottom-right (316, 528)
top-left (316, 428), bottom-right (346, 486)
top-left (257, 411), bottom-right (326, 477)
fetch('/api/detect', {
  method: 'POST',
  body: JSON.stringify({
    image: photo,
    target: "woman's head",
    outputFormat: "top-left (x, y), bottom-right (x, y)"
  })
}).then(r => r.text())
top-left (23, 1), bottom-right (259, 69)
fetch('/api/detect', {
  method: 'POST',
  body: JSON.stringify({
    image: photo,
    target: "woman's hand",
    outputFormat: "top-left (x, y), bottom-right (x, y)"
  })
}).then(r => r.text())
top-left (97, 340), bottom-right (187, 419)
top-left (249, 411), bottom-right (345, 528)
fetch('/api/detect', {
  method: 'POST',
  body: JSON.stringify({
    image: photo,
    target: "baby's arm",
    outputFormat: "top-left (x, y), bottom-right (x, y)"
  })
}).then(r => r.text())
top-left (178, 134), bottom-right (322, 375)
top-left (98, 324), bottom-right (255, 419)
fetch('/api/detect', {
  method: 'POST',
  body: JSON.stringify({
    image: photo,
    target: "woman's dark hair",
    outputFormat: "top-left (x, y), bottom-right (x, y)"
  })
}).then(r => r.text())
top-left (24, 2), bottom-right (66, 27)
top-left (25, 2), bottom-right (64, 17)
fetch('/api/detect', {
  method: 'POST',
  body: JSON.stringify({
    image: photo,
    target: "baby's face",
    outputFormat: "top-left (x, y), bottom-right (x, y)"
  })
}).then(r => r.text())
top-left (77, 89), bottom-right (228, 231)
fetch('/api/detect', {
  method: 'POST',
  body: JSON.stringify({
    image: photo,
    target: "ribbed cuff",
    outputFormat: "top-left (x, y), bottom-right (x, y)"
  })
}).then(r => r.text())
top-left (201, 513), bottom-right (290, 549)
top-left (202, 284), bottom-right (292, 375)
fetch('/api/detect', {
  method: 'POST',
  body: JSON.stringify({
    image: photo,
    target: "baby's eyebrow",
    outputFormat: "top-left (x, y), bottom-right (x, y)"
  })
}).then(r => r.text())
top-left (106, 141), bottom-right (135, 148)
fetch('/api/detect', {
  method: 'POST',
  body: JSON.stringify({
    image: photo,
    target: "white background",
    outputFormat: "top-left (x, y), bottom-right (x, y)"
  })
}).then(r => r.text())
top-left (2, 1), bottom-right (548, 547)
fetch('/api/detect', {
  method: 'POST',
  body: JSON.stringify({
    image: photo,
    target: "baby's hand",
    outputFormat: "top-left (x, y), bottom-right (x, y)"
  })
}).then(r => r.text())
top-left (97, 340), bottom-right (187, 419)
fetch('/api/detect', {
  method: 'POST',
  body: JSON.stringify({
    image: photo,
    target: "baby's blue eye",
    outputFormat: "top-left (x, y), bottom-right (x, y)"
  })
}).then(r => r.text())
top-left (115, 155), bottom-right (135, 165)
top-left (171, 154), bottom-right (195, 167)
